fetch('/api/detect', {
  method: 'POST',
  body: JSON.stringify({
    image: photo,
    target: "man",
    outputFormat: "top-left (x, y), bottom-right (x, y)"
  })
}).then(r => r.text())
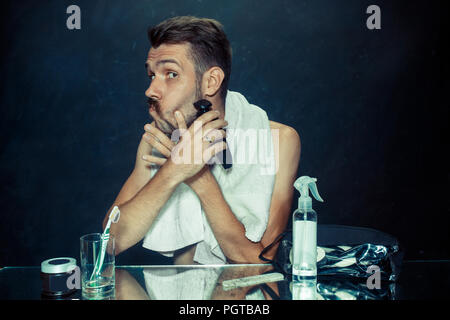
top-left (103, 16), bottom-right (300, 264)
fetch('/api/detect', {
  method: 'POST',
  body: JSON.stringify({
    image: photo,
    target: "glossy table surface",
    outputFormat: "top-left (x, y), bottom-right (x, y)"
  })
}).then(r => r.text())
top-left (0, 261), bottom-right (449, 300)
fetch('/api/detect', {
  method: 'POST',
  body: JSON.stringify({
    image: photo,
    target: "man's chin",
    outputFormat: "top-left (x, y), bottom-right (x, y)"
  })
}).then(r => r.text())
top-left (154, 120), bottom-right (174, 136)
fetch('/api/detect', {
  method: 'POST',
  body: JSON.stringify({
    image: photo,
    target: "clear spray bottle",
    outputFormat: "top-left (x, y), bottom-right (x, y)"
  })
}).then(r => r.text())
top-left (292, 176), bottom-right (324, 281)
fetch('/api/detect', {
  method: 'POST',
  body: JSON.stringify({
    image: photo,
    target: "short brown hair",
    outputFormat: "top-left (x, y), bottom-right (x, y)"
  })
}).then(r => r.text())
top-left (148, 16), bottom-right (232, 102)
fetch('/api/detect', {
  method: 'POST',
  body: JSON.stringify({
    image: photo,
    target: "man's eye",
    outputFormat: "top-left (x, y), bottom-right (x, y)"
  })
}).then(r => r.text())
top-left (167, 72), bottom-right (178, 79)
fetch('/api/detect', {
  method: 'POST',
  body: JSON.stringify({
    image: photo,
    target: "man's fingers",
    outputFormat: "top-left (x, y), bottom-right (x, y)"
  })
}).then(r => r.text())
top-left (142, 132), bottom-right (172, 158)
top-left (204, 129), bottom-right (226, 143)
top-left (174, 110), bottom-right (187, 130)
top-left (197, 118), bottom-right (227, 136)
top-left (144, 123), bottom-right (175, 150)
top-left (142, 154), bottom-right (167, 166)
top-left (195, 110), bottom-right (221, 129)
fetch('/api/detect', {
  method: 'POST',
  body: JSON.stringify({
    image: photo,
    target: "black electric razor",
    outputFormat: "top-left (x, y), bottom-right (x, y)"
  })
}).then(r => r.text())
top-left (193, 99), bottom-right (232, 170)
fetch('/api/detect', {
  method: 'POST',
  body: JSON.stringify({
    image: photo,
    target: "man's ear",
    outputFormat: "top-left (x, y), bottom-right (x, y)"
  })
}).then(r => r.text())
top-left (202, 67), bottom-right (225, 97)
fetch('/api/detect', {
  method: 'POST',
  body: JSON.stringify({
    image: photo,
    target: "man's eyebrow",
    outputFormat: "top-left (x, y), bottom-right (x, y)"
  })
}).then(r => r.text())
top-left (145, 59), bottom-right (182, 71)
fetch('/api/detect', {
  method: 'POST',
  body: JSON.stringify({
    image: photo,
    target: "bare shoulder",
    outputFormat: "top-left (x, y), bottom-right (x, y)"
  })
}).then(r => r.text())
top-left (269, 120), bottom-right (301, 150)
top-left (268, 120), bottom-right (301, 177)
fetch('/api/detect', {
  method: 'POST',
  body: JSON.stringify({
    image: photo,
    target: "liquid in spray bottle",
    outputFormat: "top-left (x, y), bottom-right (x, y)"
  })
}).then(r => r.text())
top-left (292, 176), bottom-right (324, 281)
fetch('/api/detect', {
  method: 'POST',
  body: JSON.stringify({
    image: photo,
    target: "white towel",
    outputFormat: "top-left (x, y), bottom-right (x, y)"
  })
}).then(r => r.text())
top-left (142, 90), bottom-right (276, 264)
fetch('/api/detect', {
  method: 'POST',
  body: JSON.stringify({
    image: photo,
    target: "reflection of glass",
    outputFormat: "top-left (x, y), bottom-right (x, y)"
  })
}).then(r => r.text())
top-left (291, 279), bottom-right (317, 300)
top-left (80, 233), bottom-right (115, 300)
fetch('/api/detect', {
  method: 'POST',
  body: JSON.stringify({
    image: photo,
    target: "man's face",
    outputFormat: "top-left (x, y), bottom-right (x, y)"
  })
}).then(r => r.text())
top-left (145, 43), bottom-right (201, 134)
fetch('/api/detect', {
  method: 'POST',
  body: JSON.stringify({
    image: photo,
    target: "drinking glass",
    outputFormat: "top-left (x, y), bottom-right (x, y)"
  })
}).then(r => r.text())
top-left (80, 233), bottom-right (115, 299)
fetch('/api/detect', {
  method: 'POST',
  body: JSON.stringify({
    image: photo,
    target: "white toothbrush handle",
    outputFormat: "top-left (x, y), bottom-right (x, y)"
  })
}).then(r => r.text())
top-left (89, 207), bottom-right (120, 282)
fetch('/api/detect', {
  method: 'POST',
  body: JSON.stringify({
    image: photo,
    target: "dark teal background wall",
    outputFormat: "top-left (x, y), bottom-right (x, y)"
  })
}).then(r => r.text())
top-left (0, 0), bottom-right (448, 266)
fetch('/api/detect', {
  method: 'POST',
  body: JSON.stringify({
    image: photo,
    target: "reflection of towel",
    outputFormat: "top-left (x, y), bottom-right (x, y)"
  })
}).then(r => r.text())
top-left (143, 267), bottom-right (267, 300)
top-left (142, 90), bottom-right (276, 264)
top-left (143, 268), bottom-right (221, 300)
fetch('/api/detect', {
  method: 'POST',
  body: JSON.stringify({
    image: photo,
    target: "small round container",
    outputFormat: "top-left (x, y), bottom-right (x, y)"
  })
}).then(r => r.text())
top-left (40, 257), bottom-right (78, 298)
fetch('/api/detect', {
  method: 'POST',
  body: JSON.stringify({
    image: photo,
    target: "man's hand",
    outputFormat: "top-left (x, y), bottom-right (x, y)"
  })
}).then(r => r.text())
top-left (142, 110), bottom-right (227, 186)
top-left (169, 110), bottom-right (227, 183)
top-left (141, 121), bottom-right (175, 165)
top-left (138, 104), bottom-right (177, 167)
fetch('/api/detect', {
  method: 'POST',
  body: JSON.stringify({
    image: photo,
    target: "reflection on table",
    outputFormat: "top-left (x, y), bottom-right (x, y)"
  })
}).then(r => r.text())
top-left (115, 264), bottom-right (278, 300)
top-left (1, 261), bottom-right (447, 300)
top-left (114, 264), bottom-right (396, 300)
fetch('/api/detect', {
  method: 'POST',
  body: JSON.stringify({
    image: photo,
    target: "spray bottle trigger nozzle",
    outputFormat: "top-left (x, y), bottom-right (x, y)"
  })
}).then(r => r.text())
top-left (308, 181), bottom-right (324, 202)
top-left (294, 176), bottom-right (324, 204)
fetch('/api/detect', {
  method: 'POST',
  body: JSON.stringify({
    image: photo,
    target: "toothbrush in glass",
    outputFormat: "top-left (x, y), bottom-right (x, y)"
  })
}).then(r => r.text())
top-left (90, 206), bottom-right (120, 282)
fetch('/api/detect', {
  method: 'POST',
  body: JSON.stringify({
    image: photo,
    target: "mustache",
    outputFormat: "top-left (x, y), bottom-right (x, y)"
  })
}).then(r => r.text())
top-left (147, 97), bottom-right (160, 112)
top-left (146, 98), bottom-right (175, 134)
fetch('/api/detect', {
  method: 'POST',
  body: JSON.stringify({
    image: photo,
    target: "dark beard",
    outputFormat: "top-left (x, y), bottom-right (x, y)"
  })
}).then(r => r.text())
top-left (146, 83), bottom-right (203, 132)
top-left (184, 83), bottom-right (203, 127)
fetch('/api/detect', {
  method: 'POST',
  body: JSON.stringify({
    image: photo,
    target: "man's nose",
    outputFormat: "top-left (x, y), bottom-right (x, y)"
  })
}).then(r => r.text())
top-left (145, 77), bottom-right (163, 101)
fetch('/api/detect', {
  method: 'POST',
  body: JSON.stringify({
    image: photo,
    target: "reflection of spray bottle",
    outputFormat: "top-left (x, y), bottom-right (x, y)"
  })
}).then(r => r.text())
top-left (292, 176), bottom-right (324, 281)
top-left (291, 279), bottom-right (317, 300)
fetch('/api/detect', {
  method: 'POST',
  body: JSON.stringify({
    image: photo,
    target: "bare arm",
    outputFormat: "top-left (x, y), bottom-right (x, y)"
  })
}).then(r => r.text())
top-left (103, 110), bottom-right (224, 255)
top-left (187, 169), bottom-right (265, 263)
top-left (260, 124), bottom-right (301, 259)
top-left (131, 110), bottom-right (300, 263)
top-left (187, 123), bottom-right (301, 263)
top-left (103, 124), bottom-right (177, 255)
top-left (107, 163), bottom-right (179, 255)
top-left (103, 136), bottom-right (155, 218)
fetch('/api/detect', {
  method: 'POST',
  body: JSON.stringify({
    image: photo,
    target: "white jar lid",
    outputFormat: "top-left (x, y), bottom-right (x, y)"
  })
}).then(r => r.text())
top-left (41, 257), bottom-right (77, 274)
